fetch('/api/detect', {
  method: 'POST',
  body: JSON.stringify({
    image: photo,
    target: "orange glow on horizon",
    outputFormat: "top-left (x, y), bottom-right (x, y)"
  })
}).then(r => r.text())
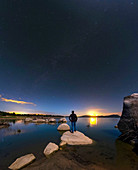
top-left (87, 110), bottom-right (99, 116)
top-left (77, 108), bottom-right (121, 117)
top-left (9, 111), bottom-right (45, 115)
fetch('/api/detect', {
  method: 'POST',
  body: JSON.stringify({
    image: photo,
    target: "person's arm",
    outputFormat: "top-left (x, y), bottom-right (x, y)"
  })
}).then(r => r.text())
top-left (75, 114), bottom-right (78, 122)
top-left (69, 115), bottom-right (71, 121)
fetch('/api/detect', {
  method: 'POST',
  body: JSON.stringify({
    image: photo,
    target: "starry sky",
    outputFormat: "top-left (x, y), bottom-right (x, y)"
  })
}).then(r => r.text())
top-left (0, 0), bottom-right (138, 115)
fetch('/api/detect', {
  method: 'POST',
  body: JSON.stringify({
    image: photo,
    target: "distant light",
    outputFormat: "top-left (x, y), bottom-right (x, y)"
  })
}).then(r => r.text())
top-left (90, 117), bottom-right (97, 125)
top-left (88, 110), bottom-right (98, 116)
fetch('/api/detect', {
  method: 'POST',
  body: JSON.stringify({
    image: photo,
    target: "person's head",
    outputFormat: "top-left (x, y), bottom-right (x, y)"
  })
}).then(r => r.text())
top-left (72, 110), bottom-right (74, 114)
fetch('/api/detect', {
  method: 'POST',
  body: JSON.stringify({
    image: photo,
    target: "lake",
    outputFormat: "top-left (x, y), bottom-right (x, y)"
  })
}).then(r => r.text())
top-left (0, 118), bottom-right (138, 170)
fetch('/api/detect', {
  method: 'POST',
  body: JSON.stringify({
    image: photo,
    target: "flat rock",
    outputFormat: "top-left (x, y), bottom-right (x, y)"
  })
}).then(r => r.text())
top-left (57, 123), bottom-right (70, 131)
top-left (8, 153), bottom-right (36, 169)
top-left (61, 131), bottom-right (92, 145)
top-left (44, 142), bottom-right (59, 157)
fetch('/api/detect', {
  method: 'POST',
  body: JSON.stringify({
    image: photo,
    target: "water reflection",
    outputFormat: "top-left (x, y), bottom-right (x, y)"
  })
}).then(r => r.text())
top-left (90, 117), bottom-right (97, 126)
top-left (15, 120), bottom-right (23, 124)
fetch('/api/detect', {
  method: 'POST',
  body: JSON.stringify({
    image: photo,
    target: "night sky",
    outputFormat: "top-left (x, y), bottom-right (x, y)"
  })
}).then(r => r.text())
top-left (0, 0), bottom-right (138, 115)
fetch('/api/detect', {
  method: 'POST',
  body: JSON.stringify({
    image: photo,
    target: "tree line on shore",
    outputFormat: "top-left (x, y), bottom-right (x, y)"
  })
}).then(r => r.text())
top-left (0, 111), bottom-right (64, 118)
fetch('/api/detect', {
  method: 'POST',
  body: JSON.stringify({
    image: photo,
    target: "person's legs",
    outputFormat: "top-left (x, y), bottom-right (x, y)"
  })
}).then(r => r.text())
top-left (71, 122), bottom-right (74, 133)
top-left (74, 121), bottom-right (76, 131)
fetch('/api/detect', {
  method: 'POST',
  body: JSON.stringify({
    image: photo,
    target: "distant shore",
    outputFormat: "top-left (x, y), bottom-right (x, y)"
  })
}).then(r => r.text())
top-left (0, 110), bottom-right (120, 120)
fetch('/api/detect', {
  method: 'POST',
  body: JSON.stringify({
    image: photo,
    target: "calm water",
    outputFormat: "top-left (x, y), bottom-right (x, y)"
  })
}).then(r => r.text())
top-left (0, 118), bottom-right (138, 170)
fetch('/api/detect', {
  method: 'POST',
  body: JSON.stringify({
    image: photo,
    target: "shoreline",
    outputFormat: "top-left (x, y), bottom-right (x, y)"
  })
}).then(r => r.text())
top-left (23, 146), bottom-right (107, 170)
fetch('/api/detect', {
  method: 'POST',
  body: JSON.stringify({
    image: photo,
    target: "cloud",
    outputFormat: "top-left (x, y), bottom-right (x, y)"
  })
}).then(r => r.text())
top-left (0, 96), bottom-right (36, 106)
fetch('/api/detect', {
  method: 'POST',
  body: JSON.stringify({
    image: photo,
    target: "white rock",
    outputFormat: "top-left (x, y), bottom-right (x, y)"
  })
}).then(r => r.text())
top-left (8, 153), bottom-right (36, 169)
top-left (32, 120), bottom-right (37, 123)
top-left (36, 119), bottom-right (46, 123)
top-left (61, 131), bottom-right (92, 145)
top-left (43, 142), bottom-right (59, 157)
top-left (24, 118), bottom-right (33, 122)
top-left (49, 118), bottom-right (56, 122)
top-left (59, 141), bottom-right (67, 146)
top-left (57, 123), bottom-right (70, 131)
top-left (131, 93), bottom-right (138, 96)
top-left (45, 119), bottom-right (49, 123)
top-left (58, 118), bottom-right (67, 123)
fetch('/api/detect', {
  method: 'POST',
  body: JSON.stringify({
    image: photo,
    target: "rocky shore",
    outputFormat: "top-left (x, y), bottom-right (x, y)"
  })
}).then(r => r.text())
top-left (8, 130), bottom-right (93, 169)
top-left (23, 147), bottom-right (106, 170)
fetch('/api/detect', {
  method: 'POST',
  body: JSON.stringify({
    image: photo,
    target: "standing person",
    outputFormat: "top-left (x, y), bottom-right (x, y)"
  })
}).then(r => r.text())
top-left (69, 110), bottom-right (77, 133)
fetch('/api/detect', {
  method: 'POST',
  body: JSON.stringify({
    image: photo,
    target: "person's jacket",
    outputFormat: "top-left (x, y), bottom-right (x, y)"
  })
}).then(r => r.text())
top-left (69, 113), bottom-right (77, 122)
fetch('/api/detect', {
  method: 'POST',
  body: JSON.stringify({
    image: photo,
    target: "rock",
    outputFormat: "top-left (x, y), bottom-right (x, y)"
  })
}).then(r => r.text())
top-left (45, 119), bottom-right (49, 123)
top-left (32, 120), bottom-right (37, 123)
top-left (61, 131), bottom-right (92, 145)
top-left (58, 118), bottom-right (67, 123)
top-left (57, 123), bottom-right (70, 131)
top-left (49, 118), bottom-right (56, 123)
top-left (59, 141), bottom-right (67, 147)
top-left (114, 125), bottom-right (118, 128)
top-left (130, 139), bottom-right (138, 145)
top-left (43, 142), bottom-right (59, 157)
top-left (33, 119), bottom-right (45, 123)
top-left (24, 118), bottom-right (33, 122)
top-left (44, 142), bottom-right (59, 157)
top-left (8, 153), bottom-right (36, 169)
top-left (118, 94), bottom-right (138, 142)
top-left (131, 93), bottom-right (138, 97)
top-left (0, 122), bottom-right (10, 129)
top-left (17, 129), bottom-right (21, 133)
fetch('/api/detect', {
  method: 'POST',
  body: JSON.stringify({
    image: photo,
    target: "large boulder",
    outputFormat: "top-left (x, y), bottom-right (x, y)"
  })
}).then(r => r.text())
top-left (57, 123), bottom-right (70, 131)
top-left (58, 118), bottom-right (67, 123)
top-left (61, 131), bottom-right (92, 145)
top-left (118, 93), bottom-right (138, 142)
top-left (8, 153), bottom-right (36, 169)
top-left (43, 142), bottom-right (59, 157)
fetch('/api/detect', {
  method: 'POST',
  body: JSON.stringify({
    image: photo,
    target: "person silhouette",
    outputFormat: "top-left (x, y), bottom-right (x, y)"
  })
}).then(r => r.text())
top-left (69, 110), bottom-right (78, 133)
